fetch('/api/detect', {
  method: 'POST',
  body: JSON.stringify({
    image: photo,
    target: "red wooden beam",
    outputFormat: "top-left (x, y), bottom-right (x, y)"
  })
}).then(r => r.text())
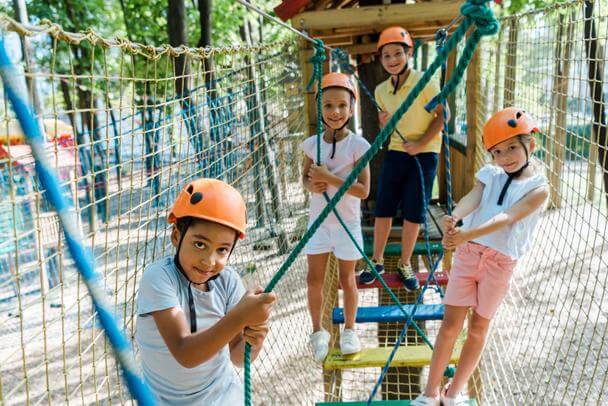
top-left (274, 0), bottom-right (312, 21)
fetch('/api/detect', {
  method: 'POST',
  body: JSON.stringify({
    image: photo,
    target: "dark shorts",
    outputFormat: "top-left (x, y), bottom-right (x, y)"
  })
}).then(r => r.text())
top-left (374, 150), bottom-right (439, 224)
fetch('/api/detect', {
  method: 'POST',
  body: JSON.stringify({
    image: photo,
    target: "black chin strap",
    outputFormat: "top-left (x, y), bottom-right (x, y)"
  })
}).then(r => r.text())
top-left (392, 63), bottom-right (409, 95)
top-left (497, 140), bottom-right (530, 205)
top-left (173, 218), bottom-right (238, 333)
top-left (321, 119), bottom-right (350, 160)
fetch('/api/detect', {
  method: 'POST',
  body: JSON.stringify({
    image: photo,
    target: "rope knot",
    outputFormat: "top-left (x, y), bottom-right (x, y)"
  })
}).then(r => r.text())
top-left (461, 0), bottom-right (500, 37)
top-left (306, 39), bottom-right (326, 91)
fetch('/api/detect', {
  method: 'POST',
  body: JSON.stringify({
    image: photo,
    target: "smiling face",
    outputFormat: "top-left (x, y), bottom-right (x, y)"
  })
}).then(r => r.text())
top-left (489, 135), bottom-right (535, 173)
top-left (380, 43), bottom-right (410, 76)
top-left (171, 218), bottom-right (237, 285)
top-left (321, 87), bottom-right (354, 130)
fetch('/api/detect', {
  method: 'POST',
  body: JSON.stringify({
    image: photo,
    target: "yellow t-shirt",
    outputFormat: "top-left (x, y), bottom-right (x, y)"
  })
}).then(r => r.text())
top-left (374, 69), bottom-right (442, 154)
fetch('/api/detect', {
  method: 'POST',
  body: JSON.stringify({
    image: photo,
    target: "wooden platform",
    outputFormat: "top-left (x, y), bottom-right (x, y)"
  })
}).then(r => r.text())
top-left (323, 337), bottom-right (463, 370)
top-left (333, 304), bottom-right (444, 324)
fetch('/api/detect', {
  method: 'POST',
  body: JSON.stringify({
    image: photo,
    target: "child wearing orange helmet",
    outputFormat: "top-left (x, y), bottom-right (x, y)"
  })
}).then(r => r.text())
top-left (411, 108), bottom-right (549, 406)
top-left (135, 178), bottom-right (276, 404)
top-left (359, 26), bottom-right (447, 290)
top-left (301, 72), bottom-right (371, 361)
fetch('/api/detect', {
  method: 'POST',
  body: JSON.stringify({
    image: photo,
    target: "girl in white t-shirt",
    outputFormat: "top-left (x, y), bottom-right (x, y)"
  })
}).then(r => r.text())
top-left (412, 108), bottom-right (549, 406)
top-left (300, 73), bottom-right (371, 362)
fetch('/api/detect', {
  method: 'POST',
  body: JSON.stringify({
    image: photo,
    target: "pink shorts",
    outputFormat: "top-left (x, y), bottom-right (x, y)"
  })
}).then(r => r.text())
top-left (443, 242), bottom-right (517, 319)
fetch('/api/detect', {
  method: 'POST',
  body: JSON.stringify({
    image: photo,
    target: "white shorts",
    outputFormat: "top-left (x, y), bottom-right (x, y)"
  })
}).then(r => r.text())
top-left (304, 221), bottom-right (363, 261)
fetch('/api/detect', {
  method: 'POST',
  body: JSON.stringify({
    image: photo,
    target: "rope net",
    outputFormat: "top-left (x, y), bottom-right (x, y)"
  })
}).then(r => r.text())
top-left (459, 1), bottom-right (608, 404)
top-left (0, 0), bottom-right (607, 404)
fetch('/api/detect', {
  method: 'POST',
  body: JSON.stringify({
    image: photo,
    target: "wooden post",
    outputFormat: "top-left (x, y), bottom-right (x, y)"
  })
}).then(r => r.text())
top-left (438, 49), bottom-right (458, 204)
top-left (492, 28), bottom-right (504, 112)
top-left (503, 19), bottom-right (518, 108)
top-left (456, 39), bottom-right (481, 200)
top-left (299, 39), bottom-right (316, 139)
top-left (584, 0), bottom-right (608, 208)
top-left (549, 12), bottom-right (574, 209)
top-left (322, 254), bottom-right (342, 401)
top-left (464, 42), bottom-right (484, 402)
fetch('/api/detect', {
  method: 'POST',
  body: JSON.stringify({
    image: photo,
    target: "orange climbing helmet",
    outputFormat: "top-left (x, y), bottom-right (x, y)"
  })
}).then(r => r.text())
top-left (168, 178), bottom-right (247, 239)
top-left (320, 72), bottom-right (358, 102)
top-left (377, 26), bottom-right (414, 54)
top-left (482, 107), bottom-right (540, 151)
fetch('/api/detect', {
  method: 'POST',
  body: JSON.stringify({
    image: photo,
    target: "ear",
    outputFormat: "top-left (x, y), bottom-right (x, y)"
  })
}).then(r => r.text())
top-left (529, 138), bottom-right (536, 153)
top-left (171, 225), bottom-right (181, 248)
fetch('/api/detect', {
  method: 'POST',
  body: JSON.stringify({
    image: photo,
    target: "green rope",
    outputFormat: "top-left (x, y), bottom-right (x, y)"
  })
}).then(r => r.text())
top-left (243, 1), bottom-right (498, 403)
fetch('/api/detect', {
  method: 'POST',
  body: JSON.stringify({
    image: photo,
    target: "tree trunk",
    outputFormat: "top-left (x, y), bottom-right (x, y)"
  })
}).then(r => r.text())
top-left (13, 0), bottom-right (43, 123)
top-left (197, 0), bottom-right (216, 88)
top-left (584, 0), bottom-right (608, 207)
top-left (169, 0), bottom-right (205, 162)
top-left (168, 0), bottom-right (190, 97)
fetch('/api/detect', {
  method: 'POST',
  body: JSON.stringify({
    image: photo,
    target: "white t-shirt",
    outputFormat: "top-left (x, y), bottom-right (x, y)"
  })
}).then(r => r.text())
top-left (135, 256), bottom-right (246, 405)
top-left (300, 131), bottom-right (371, 226)
top-left (463, 164), bottom-right (548, 260)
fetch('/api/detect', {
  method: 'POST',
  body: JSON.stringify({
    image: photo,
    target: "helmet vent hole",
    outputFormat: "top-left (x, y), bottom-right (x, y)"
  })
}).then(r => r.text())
top-left (516, 111), bottom-right (523, 119)
top-left (186, 184), bottom-right (194, 194)
top-left (190, 192), bottom-right (203, 205)
top-left (507, 119), bottom-right (517, 128)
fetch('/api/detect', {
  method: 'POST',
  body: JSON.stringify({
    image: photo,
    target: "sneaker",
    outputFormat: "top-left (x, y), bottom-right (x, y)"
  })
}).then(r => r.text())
top-left (310, 329), bottom-right (331, 362)
top-left (397, 262), bottom-right (419, 292)
top-left (340, 328), bottom-right (361, 355)
top-left (358, 259), bottom-right (385, 285)
top-left (410, 394), bottom-right (440, 406)
top-left (441, 384), bottom-right (469, 406)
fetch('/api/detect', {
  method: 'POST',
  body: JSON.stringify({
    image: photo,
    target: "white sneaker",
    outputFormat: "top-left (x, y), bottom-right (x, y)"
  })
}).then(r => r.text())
top-left (410, 394), bottom-right (440, 406)
top-left (310, 329), bottom-right (331, 362)
top-left (441, 384), bottom-right (469, 406)
top-left (340, 328), bottom-right (361, 355)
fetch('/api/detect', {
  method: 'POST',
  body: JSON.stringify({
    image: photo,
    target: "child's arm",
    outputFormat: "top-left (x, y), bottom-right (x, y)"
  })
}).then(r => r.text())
top-left (442, 180), bottom-right (484, 232)
top-left (302, 155), bottom-right (328, 194)
top-left (228, 322), bottom-right (268, 367)
top-left (403, 103), bottom-right (447, 155)
top-left (443, 186), bottom-right (549, 250)
top-left (308, 160), bottom-right (370, 199)
top-left (151, 290), bottom-right (276, 368)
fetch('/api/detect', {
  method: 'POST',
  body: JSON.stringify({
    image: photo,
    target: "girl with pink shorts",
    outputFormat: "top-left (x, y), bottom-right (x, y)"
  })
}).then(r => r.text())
top-left (412, 108), bottom-right (549, 406)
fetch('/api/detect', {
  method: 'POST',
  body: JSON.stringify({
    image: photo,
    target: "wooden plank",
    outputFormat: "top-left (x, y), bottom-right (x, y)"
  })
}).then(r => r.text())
top-left (292, 1), bottom-right (461, 30)
top-left (356, 271), bottom-right (449, 290)
top-left (332, 304), bottom-right (445, 324)
top-left (323, 338), bottom-right (464, 369)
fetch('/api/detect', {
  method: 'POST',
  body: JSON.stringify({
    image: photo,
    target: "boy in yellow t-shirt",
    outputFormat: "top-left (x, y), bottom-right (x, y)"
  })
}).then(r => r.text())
top-left (359, 26), bottom-right (446, 290)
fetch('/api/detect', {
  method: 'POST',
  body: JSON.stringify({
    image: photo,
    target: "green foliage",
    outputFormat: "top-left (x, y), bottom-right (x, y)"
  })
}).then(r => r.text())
top-left (504, 0), bottom-right (566, 14)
